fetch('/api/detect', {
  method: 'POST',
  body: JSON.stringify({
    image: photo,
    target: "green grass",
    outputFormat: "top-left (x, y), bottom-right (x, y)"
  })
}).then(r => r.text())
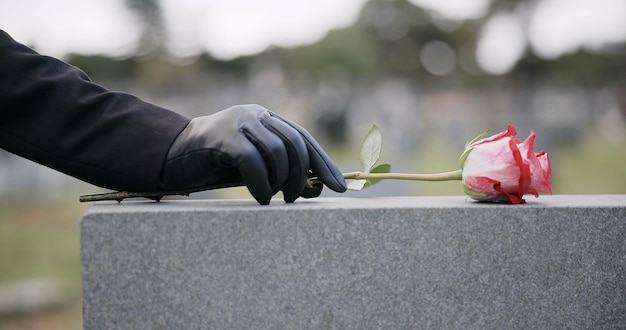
top-left (550, 127), bottom-right (626, 194)
top-left (0, 195), bottom-right (88, 330)
top-left (0, 196), bottom-right (87, 286)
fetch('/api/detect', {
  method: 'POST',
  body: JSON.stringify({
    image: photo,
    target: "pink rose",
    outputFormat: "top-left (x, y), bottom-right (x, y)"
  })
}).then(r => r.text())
top-left (460, 125), bottom-right (552, 204)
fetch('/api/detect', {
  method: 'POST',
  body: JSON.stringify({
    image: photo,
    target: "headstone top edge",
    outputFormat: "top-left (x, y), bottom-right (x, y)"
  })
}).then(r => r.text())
top-left (80, 195), bottom-right (625, 216)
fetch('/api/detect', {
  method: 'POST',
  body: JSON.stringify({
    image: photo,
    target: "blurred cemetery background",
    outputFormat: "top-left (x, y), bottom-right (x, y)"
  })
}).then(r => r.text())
top-left (1, 0), bottom-right (625, 328)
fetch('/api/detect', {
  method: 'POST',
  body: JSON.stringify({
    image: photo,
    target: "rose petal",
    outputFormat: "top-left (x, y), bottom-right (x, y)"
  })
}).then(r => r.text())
top-left (509, 137), bottom-right (530, 197)
top-left (533, 150), bottom-right (552, 193)
top-left (493, 180), bottom-right (525, 204)
top-left (469, 125), bottom-right (517, 148)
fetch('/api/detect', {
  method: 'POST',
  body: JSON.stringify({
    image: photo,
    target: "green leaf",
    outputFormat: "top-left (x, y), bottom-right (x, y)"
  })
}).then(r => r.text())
top-left (346, 179), bottom-right (367, 191)
top-left (360, 124), bottom-right (382, 173)
top-left (362, 163), bottom-right (391, 189)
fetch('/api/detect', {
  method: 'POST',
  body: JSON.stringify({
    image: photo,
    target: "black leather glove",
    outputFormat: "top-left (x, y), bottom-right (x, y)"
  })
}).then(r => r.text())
top-left (160, 104), bottom-right (347, 204)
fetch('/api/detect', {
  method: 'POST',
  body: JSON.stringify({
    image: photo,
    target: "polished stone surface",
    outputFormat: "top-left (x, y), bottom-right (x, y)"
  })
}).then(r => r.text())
top-left (80, 195), bottom-right (626, 329)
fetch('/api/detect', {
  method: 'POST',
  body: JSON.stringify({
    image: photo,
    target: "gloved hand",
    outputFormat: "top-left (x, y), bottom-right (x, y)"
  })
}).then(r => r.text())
top-left (160, 104), bottom-right (347, 204)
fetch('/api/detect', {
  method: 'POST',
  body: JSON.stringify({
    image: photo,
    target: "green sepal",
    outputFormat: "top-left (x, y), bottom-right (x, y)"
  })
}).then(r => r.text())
top-left (460, 129), bottom-right (490, 169)
top-left (464, 129), bottom-right (490, 149)
top-left (463, 184), bottom-right (488, 200)
top-left (459, 148), bottom-right (473, 169)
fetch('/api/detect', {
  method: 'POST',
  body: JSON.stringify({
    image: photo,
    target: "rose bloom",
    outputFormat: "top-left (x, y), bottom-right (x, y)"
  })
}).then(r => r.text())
top-left (460, 125), bottom-right (552, 204)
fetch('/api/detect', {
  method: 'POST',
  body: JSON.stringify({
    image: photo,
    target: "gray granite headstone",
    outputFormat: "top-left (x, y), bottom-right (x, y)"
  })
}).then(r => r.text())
top-left (80, 195), bottom-right (626, 329)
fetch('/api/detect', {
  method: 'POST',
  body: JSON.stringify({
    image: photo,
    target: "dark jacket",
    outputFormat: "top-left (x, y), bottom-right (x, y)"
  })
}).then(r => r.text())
top-left (0, 30), bottom-right (190, 191)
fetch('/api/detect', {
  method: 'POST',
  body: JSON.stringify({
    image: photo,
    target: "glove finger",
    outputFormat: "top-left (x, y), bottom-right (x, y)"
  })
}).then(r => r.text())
top-left (260, 111), bottom-right (309, 203)
top-left (230, 137), bottom-right (274, 205)
top-left (302, 184), bottom-right (323, 198)
top-left (268, 112), bottom-right (347, 193)
top-left (240, 117), bottom-right (290, 194)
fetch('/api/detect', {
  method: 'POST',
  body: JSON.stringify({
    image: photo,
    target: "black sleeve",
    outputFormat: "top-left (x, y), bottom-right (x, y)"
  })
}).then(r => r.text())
top-left (0, 30), bottom-right (191, 192)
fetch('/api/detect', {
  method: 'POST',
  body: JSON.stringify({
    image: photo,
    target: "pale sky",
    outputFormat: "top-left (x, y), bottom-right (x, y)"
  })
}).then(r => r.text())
top-left (1, 0), bottom-right (624, 74)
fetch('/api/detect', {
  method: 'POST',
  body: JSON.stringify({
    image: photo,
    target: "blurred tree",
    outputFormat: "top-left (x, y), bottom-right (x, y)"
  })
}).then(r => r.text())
top-left (125, 0), bottom-right (165, 54)
top-left (66, 0), bottom-right (625, 90)
top-left (66, 55), bottom-right (137, 80)
top-left (286, 26), bottom-right (384, 78)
